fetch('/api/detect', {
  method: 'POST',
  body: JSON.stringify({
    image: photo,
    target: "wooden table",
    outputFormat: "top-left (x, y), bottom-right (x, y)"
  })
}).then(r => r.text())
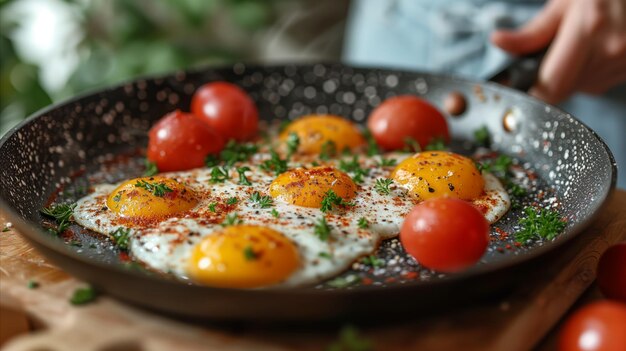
top-left (1, 190), bottom-right (625, 351)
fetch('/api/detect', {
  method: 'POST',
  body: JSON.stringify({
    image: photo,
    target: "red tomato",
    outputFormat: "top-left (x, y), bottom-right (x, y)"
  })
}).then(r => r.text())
top-left (191, 82), bottom-right (258, 141)
top-left (367, 95), bottom-right (449, 151)
top-left (597, 242), bottom-right (626, 302)
top-left (147, 110), bottom-right (225, 172)
top-left (400, 198), bottom-right (489, 272)
top-left (558, 301), bottom-right (626, 351)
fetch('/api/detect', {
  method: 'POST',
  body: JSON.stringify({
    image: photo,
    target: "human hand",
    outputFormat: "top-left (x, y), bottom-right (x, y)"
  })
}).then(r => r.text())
top-left (491, 0), bottom-right (626, 104)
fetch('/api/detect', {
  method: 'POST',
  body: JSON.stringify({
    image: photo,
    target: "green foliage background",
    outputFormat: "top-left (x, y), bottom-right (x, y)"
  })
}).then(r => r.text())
top-left (0, 0), bottom-right (283, 135)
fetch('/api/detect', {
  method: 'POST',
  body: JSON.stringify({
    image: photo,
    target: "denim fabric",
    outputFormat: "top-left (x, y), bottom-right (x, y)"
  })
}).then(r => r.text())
top-left (343, 0), bottom-right (626, 188)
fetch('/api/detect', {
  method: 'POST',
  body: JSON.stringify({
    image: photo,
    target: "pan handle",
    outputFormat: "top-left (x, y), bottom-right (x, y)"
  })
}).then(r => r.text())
top-left (488, 50), bottom-right (546, 92)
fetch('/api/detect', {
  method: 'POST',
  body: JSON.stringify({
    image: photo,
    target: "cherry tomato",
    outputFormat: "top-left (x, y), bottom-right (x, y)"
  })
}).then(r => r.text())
top-left (558, 301), bottom-right (626, 351)
top-left (400, 198), bottom-right (489, 272)
top-left (367, 95), bottom-right (449, 151)
top-left (597, 242), bottom-right (626, 302)
top-left (191, 82), bottom-right (258, 141)
top-left (147, 110), bottom-right (225, 172)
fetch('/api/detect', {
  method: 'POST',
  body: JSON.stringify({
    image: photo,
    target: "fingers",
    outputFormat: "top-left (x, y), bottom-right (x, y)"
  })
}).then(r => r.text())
top-left (490, 0), bottom-right (565, 54)
top-left (529, 2), bottom-right (593, 104)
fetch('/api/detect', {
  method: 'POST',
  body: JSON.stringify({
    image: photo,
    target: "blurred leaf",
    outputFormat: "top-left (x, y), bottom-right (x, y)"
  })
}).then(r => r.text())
top-left (230, 0), bottom-right (272, 31)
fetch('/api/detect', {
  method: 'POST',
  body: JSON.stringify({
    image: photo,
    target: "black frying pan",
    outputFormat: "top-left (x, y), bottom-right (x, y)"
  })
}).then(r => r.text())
top-left (0, 62), bottom-right (616, 321)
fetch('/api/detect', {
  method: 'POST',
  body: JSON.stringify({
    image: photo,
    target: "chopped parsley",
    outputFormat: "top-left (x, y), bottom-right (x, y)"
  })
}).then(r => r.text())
top-left (326, 274), bottom-right (361, 288)
top-left (286, 132), bottom-right (300, 158)
top-left (243, 246), bottom-right (259, 261)
top-left (357, 217), bottom-right (369, 229)
top-left (338, 155), bottom-right (369, 183)
top-left (143, 159), bottom-right (159, 176)
top-left (327, 325), bottom-right (372, 351)
top-left (363, 129), bottom-right (380, 156)
top-left (478, 155), bottom-right (513, 175)
top-left (474, 125), bottom-right (491, 148)
top-left (319, 252), bottom-right (332, 259)
top-left (260, 150), bottom-right (288, 175)
top-left (377, 158), bottom-right (397, 167)
top-left (321, 190), bottom-right (355, 212)
top-left (70, 286), bottom-right (97, 305)
top-left (208, 202), bottom-right (217, 212)
top-left (424, 137), bottom-right (447, 151)
top-left (220, 140), bottom-right (259, 167)
top-left (249, 192), bottom-right (273, 208)
top-left (226, 197), bottom-right (238, 205)
top-left (209, 166), bottom-right (230, 183)
top-left (374, 178), bottom-right (393, 195)
top-left (221, 213), bottom-right (242, 227)
top-left (320, 140), bottom-right (337, 160)
top-left (236, 166), bottom-right (252, 185)
top-left (271, 209), bottom-right (280, 218)
top-left (27, 280), bottom-right (39, 289)
top-left (134, 179), bottom-right (173, 197)
top-left (205, 154), bottom-right (220, 168)
top-left (516, 206), bottom-right (567, 243)
top-left (110, 227), bottom-right (131, 250)
top-left (314, 217), bottom-right (332, 241)
top-left (403, 137), bottom-right (421, 152)
top-left (278, 120), bottom-right (292, 133)
top-left (112, 193), bottom-right (121, 202)
top-left (1, 226), bottom-right (10, 232)
top-left (361, 255), bottom-right (384, 268)
top-left (40, 203), bottom-right (76, 235)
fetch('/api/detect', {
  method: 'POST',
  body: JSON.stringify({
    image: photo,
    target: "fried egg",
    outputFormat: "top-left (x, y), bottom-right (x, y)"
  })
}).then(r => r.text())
top-left (73, 115), bottom-right (510, 288)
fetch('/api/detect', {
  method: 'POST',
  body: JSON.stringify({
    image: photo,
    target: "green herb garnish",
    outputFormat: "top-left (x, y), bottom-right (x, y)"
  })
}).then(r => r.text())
top-left (377, 158), bottom-right (397, 167)
top-left (220, 140), bottom-right (259, 167)
top-left (319, 252), bottom-right (332, 259)
top-left (208, 202), bottom-right (217, 212)
top-left (374, 178), bottom-right (393, 195)
top-left (209, 166), bottom-right (230, 183)
top-left (236, 166), bottom-right (252, 186)
top-left (134, 179), bottom-right (173, 197)
top-left (314, 217), bottom-right (332, 241)
top-left (339, 155), bottom-right (369, 184)
top-left (249, 192), bottom-right (273, 208)
top-left (110, 227), bottom-right (131, 250)
top-left (361, 255), bottom-right (384, 268)
top-left (226, 197), bottom-right (238, 205)
top-left (70, 286), bottom-right (97, 305)
top-left (271, 209), bottom-right (280, 218)
top-left (320, 140), bottom-right (337, 160)
top-left (327, 275), bottom-right (361, 289)
top-left (112, 193), bottom-right (121, 202)
top-left (424, 137), bottom-right (447, 151)
top-left (221, 213), bottom-right (242, 227)
top-left (27, 280), bottom-right (39, 289)
top-left (260, 150), bottom-right (288, 175)
top-left (321, 190), bottom-right (355, 212)
top-left (286, 132), bottom-right (300, 158)
top-left (363, 129), bottom-right (380, 156)
top-left (403, 137), bottom-right (421, 152)
top-left (516, 206), bottom-right (567, 243)
top-left (2, 226), bottom-right (11, 232)
top-left (357, 217), bottom-right (369, 229)
top-left (143, 159), bottom-right (159, 176)
top-left (243, 245), bottom-right (258, 261)
top-left (41, 203), bottom-right (76, 235)
top-left (474, 125), bottom-right (491, 147)
top-left (205, 154), bottom-right (220, 168)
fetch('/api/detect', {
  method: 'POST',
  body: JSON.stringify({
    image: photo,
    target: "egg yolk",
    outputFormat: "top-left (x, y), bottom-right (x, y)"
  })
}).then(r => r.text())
top-left (269, 166), bottom-right (357, 208)
top-left (187, 225), bottom-right (299, 288)
top-left (280, 114), bottom-right (366, 155)
top-left (106, 176), bottom-right (198, 222)
top-left (391, 152), bottom-right (484, 201)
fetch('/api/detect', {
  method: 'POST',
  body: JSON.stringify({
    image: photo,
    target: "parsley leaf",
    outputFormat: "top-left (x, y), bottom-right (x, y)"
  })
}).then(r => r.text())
top-left (338, 155), bottom-right (369, 184)
top-left (377, 158), bottom-right (397, 167)
top-left (205, 154), bottom-right (220, 168)
top-left (320, 140), bottom-right (337, 160)
top-left (110, 227), bottom-right (131, 250)
top-left (357, 217), bottom-right (369, 229)
top-left (474, 125), bottom-right (491, 148)
top-left (40, 203), bottom-right (76, 236)
top-left (321, 190), bottom-right (355, 212)
top-left (249, 192), bottom-right (273, 208)
top-left (243, 245), bottom-right (258, 261)
top-left (134, 179), bottom-right (173, 197)
top-left (516, 206), bottom-right (567, 243)
top-left (327, 275), bottom-right (361, 288)
top-left (221, 213), bottom-right (242, 227)
top-left (70, 286), bottom-right (97, 305)
top-left (314, 217), bottom-right (332, 241)
top-left (286, 132), bottom-right (300, 158)
top-left (27, 280), bottom-right (39, 289)
top-left (319, 252), bottom-right (332, 259)
top-left (424, 137), bottom-right (447, 151)
top-left (143, 159), bottom-right (159, 176)
top-left (209, 166), bottom-right (230, 183)
top-left (271, 208), bottom-right (280, 218)
top-left (220, 140), bottom-right (259, 167)
top-left (403, 137), bottom-right (421, 152)
top-left (236, 166), bottom-right (252, 185)
top-left (374, 178), bottom-right (393, 195)
top-left (260, 150), bottom-right (288, 175)
top-left (226, 197), bottom-right (238, 205)
top-left (361, 255), bottom-right (384, 268)
top-left (363, 129), bottom-right (380, 156)
top-left (208, 202), bottom-right (217, 212)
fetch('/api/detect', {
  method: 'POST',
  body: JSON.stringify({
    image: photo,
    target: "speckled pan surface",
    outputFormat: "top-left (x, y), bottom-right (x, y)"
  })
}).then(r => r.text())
top-left (0, 63), bottom-right (616, 320)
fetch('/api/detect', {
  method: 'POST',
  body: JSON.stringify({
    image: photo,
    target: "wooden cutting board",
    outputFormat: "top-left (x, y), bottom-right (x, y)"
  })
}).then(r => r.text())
top-left (1, 190), bottom-right (625, 351)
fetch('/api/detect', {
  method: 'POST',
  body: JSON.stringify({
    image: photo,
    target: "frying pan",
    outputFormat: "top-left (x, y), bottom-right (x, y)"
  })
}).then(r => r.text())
top-left (0, 61), bottom-right (616, 321)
